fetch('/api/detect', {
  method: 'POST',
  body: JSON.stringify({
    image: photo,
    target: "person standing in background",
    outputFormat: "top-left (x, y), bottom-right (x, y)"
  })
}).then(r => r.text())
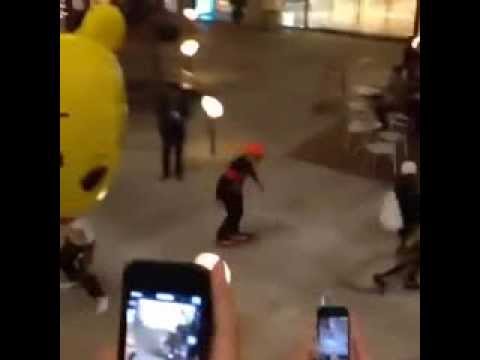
top-left (216, 144), bottom-right (265, 246)
top-left (374, 65), bottom-right (410, 129)
top-left (156, 83), bottom-right (191, 181)
top-left (230, 0), bottom-right (247, 24)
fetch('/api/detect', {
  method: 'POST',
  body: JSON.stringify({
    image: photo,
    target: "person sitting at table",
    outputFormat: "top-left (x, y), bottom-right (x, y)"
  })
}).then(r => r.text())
top-left (374, 65), bottom-right (410, 129)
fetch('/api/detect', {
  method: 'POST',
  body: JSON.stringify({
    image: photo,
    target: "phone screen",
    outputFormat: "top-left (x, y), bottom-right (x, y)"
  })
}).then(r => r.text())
top-left (124, 290), bottom-right (205, 360)
top-left (317, 315), bottom-right (349, 360)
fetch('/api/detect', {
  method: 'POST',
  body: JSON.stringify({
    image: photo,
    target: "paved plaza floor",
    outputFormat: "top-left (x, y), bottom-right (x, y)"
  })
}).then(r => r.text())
top-left (60, 23), bottom-right (419, 360)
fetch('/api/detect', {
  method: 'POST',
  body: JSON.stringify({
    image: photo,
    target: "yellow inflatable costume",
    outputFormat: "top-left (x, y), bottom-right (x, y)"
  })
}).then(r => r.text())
top-left (60, 4), bottom-right (127, 219)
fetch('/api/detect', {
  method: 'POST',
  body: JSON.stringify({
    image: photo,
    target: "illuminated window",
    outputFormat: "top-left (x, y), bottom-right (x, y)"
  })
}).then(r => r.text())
top-left (282, 0), bottom-right (417, 36)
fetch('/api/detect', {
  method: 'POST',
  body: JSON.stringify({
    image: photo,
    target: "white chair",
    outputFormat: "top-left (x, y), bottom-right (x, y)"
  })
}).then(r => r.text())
top-left (363, 141), bottom-right (397, 177)
top-left (347, 99), bottom-right (370, 112)
top-left (377, 130), bottom-right (408, 157)
top-left (344, 97), bottom-right (381, 150)
top-left (352, 85), bottom-right (382, 97)
top-left (387, 112), bottom-right (409, 130)
top-left (345, 116), bottom-right (382, 153)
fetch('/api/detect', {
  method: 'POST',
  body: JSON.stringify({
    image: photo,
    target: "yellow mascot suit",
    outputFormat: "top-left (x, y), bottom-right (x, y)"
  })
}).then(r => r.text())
top-left (60, 4), bottom-right (127, 219)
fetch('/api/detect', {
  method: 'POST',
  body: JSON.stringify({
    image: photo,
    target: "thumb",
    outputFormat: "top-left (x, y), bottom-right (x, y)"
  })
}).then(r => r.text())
top-left (210, 260), bottom-right (239, 360)
top-left (350, 314), bottom-right (370, 360)
top-left (288, 320), bottom-right (316, 360)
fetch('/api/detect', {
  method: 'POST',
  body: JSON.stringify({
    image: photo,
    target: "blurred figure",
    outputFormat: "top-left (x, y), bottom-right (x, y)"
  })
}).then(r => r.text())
top-left (131, 314), bottom-right (172, 360)
top-left (403, 41), bottom-right (420, 86)
top-left (374, 65), bottom-right (410, 129)
top-left (60, 217), bottom-right (109, 314)
top-left (261, 0), bottom-right (284, 30)
top-left (65, 0), bottom-right (89, 32)
top-left (373, 225), bottom-right (420, 294)
top-left (156, 83), bottom-right (191, 181)
top-left (230, 0), bottom-right (247, 24)
top-left (216, 144), bottom-right (265, 246)
top-left (395, 161), bottom-right (420, 252)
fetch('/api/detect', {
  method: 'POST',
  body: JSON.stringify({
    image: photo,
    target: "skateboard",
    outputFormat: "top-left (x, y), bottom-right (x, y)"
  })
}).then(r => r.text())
top-left (216, 233), bottom-right (257, 247)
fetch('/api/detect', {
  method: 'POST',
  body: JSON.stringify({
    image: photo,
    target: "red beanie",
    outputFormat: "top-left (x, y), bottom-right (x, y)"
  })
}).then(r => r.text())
top-left (244, 143), bottom-right (265, 158)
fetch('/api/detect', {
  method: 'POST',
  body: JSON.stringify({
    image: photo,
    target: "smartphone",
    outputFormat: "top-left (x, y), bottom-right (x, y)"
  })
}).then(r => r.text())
top-left (118, 261), bottom-right (213, 360)
top-left (316, 306), bottom-right (350, 360)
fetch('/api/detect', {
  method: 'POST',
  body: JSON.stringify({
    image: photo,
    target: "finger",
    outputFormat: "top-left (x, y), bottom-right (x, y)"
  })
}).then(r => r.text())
top-left (289, 337), bottom-right (315, 360)
top-left (94, 346), bottom-right (116, 360)
top-left (288, 321), bottom-right (316, 360)
top-left (210, 260), bottom-right (239, 360)
top-left (350, 313), bottom-right (370, 360)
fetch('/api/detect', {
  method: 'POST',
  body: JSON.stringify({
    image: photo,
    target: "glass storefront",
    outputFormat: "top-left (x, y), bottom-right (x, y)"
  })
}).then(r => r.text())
top-left (282, 0), bottom-right (417, 37)
top-left (163, 0), bottom-right (230, 21)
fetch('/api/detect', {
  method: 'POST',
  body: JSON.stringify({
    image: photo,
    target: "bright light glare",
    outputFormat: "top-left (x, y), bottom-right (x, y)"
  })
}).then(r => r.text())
top-left (138, 299), bottom-right (196, 331)
top-left (201, 96), bottom-right (224, 119)
top-left (155, 293), bottom-right (175, 301)
top-left (187, 336), bottom-right (198, 345)
top-left (180, 39), bottom-right (200, 57)
top-left (183, 8), bottom-right (198, 21)
top-left (194, 252), bottom-right (232, 284)
top-left (281, 12), bottom-right (295, 27)
top-left (411, 35), bottom-right (420, 49)
top-left (96, 188), bottom-right (108, 201)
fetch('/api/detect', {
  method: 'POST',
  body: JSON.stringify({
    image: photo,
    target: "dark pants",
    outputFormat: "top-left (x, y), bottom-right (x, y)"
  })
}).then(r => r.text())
top-left (60, 242), bottom-right (105, 299)
top-left (407, 98), bottom-right (420, 134)
top-left (232, 6), bottom-right (245, 24)
top-left (374, 99), bottom-right (391, 129)
top-left (377, 258), bottom-right (420, 284)
top-left (217, 194), bottom-right (243, 240)
top-left (398, 222), bottom-right (417, 248)
top-left (163, 141), bottom-right (184, 178)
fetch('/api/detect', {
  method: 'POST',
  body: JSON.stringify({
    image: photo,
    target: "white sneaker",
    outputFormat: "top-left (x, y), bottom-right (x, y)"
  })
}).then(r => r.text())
top-left (60, 281), bottom-right (77, 290)
top-left (96, 296), bottom-right (109, 314)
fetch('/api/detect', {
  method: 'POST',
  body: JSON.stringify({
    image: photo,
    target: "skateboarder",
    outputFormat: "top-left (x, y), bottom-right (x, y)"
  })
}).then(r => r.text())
top-left (216, 144), bottom-right (265, 246)
top-left (60, 217), bottom-right (109, 314)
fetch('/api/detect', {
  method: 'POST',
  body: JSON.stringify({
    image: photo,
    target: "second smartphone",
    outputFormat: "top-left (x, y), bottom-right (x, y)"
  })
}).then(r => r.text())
top-left (316, 306), bottom-right (350, 360)
top-left (118, 261), bottom-right (213, 360)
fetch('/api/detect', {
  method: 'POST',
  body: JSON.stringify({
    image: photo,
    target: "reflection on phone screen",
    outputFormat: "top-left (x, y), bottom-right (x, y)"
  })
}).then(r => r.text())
top-left (318, 316), bottom-right (349, 360)
top-left (125, 291), bottom-right (204, 360)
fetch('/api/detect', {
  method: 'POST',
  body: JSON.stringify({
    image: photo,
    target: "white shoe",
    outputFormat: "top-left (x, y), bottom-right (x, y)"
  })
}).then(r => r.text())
top-left (96, 296), bottom-right (109, 314)
top-left (60, 281), bottom-right (77, 290)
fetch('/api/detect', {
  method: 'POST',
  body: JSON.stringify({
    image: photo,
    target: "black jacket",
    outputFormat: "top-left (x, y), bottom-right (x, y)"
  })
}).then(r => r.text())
top-left (216, 156), bottom-right (259, 200)
top-left (156, 96), bottom-right (189, 142)
top-left (394, 175), bottom-right (420, 226)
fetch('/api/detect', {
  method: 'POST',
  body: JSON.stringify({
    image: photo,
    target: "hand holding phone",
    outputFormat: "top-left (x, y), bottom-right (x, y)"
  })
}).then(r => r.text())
top-left (119, 261), bottom-right (214, 360)
top-left (289, 308), bottom-right (369, 360)
top-left (316, 306), bottom-right (350, 360)
top-left (117, 259), bottom-right (238, 360)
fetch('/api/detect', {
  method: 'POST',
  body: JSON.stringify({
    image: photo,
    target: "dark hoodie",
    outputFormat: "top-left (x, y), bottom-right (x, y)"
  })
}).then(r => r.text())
top-left (216, 156), bottom-right (259, 200)
top-left (394, 174), bottom-right (420, 226)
